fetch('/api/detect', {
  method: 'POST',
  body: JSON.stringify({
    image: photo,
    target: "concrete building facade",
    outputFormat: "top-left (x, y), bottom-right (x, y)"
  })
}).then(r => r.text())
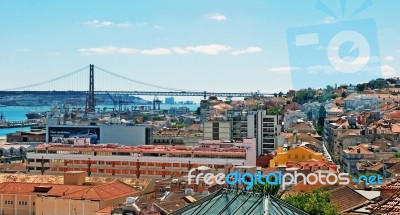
top-left (248, 111), bottom-right (282, 155)
top-left (203, 121), bottom-right (231, 141)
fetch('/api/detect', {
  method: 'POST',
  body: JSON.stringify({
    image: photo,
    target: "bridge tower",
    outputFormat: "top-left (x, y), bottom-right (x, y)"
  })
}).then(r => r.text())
top-left (86, 64), bottom-right (95, 113)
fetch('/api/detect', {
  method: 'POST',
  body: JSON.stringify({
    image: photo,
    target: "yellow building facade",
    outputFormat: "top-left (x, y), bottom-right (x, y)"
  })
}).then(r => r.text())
top-left (269, 146), bottom-right (326, 168)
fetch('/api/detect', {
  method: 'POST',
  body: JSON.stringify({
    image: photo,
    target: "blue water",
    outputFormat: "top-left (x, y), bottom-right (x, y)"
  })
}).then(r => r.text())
top-left (0, 104), bottom-right (198, 137)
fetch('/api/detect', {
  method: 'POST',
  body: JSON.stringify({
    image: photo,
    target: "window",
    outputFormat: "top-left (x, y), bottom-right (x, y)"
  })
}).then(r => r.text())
top-left (302, 154), bottom-right (305, 159)
top-left (295, 154), bottom-right (298, 159)
top-left (18, 201), bottom-right (28, 206)
top-left (4, 200), bottom-right (13, 205)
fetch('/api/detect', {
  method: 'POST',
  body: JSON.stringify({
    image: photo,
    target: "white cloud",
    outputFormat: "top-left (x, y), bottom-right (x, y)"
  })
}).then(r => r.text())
top-left (230, 47), bottom-right (262, 56)
top-left (324, 17), bottom-right (334, 24)
top-left (78, 44), bottom-right (255, 56)
top-left (205, 13), bottom-right (227, 21)
top-left (78, 46), bottom-right (137, 55)
top-left (185, 44), bottom-right (231, 55)
top-left (384, 56), bottom-right (394, 61)
top-left (382, 65), bottom-right (397, 77)
top-left (172, 47), bottom-right (189, 54)
top-left (141, 48), bottom-right (171, 55)
top-left (83, 20), bottom-right (114, 27)
top-left (14, 48), bottom-right (31, 52)
top-left (171, 44), bottom-right (231, 55)
top-left (154, 25), bottom-right (163, 29)
top-left (268, 66), bottom-right (302, 74)
top-left (83, 20), bottom-right (138, 28)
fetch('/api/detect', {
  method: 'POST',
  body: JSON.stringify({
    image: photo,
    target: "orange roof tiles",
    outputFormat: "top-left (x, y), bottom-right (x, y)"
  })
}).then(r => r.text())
top-left (343, 145), bottom-right (373, 155)
top-left (37, 144), bottom-right (246, 155)
top-left (329, 186), bottom-right (370, 213)
top-left (285, 160), bottom-right (338, 173)
top-left (0, 181), bottom-right (140, 201)
top-left (370, 190), bottom-right (400, 213)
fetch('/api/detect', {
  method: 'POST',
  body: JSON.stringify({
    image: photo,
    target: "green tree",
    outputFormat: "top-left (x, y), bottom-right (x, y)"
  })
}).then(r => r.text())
top-left (176, 123), bottom-right (187, 128)
top-left (284, 188), bottom-right (340, 215)
top-left (315, 105), bottom-right (326, 135)
top-left (251, 177), bottom-right (282, 198)
top-left (152, 116), bottom-right (163, 121)
top-left (395, 152), bottom-right (400, 158)
top-left (266, 107), bottom-right (281, 115)
top-left (196, 107), bottom-right (201, 115)
top-left (356, 83), bottom-right (366, 92)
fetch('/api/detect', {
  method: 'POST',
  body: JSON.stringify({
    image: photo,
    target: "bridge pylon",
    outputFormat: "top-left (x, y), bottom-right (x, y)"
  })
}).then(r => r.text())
top-left (86, 64), bottom-right (95, 113)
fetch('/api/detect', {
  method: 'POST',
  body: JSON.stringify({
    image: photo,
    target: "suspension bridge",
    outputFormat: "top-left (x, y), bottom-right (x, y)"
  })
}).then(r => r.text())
top-left (0, 64), bottom-right (277, 110)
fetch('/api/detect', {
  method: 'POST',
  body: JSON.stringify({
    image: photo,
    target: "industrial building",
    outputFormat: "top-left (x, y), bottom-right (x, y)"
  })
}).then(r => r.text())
top-left (46, 124), bottom-right (153, 146)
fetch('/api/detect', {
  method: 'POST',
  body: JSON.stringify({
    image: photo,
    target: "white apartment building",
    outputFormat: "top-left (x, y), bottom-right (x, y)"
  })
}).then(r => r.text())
top-left (247, 111), bottom-right (282, 155)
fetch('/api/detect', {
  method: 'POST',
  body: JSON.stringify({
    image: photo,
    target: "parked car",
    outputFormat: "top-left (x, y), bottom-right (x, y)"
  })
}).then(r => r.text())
top-left (69, 129), bottom-right (98, 144)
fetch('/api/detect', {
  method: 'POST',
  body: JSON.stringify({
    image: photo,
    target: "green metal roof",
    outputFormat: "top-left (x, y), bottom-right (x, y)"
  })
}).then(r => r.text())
top-left (171, 189), bottom-right (310, 215)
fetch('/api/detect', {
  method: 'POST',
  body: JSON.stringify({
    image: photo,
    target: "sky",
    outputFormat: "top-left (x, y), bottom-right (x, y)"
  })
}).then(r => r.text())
top-left (0, 0), bottom-right (399, 101)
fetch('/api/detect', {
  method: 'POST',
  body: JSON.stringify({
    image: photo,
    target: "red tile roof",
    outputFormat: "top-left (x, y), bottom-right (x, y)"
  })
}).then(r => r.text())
top-left (370, 190), bottom-right (400, 213)
top-left (343, 145), bottom-right (373, 155)
top-left (0, 180), bottom-right (140, 201)
top-left (285, 160), bottom-right (338, 173)
top-left (329, 186), bottom-right (370, 213)
top-left (381, 179), bottom-right (400, 190)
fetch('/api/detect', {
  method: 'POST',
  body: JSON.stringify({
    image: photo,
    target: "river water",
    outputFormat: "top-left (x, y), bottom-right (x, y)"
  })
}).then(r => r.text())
top-left (0, 104), bottom-right (198, 137)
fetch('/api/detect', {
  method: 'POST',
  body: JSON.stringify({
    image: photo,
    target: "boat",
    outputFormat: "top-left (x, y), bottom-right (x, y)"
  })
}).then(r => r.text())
top-left (26, 112), bottom-right (45, 119)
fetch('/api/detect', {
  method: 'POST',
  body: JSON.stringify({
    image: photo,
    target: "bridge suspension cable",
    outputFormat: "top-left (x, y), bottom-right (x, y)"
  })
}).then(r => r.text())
top-left (2, 66), bottom-right (90, 91)
top-left (94, 66), bottom-right (190, 92)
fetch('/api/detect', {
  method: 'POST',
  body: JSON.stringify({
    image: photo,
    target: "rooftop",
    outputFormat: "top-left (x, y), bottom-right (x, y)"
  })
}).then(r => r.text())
top-left (35, 143), bottom-right (246, 155)
top-left (0, 180), bottom-right (140, 201)
top-left (172, 189), bottom-right (310, 215)
top-left (328, 186), bottom-right (370, 213)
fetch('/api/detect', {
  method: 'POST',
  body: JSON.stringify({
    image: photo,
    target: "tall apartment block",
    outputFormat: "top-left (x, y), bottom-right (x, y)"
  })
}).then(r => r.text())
top-left (247, 111), bottom-right (282, 155)
top-left (203, 121), bottom-right (231, 140)
top-left (227, 110), bottom-right (256, 141)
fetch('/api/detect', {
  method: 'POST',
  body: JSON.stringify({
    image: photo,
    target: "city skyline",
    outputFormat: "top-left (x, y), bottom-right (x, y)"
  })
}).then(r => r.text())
top-left (0, 0), bottom-right (399, 94)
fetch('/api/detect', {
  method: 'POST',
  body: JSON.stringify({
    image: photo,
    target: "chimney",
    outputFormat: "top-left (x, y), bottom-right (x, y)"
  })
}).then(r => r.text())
top-left (357, 148), bottom-right (361, 154)
top-left (381, 131), bottom-right (384, 139)
top-left (64, 171), bottom-right (86, 185)
top-left (293, 130), bottom-right (298, 145)
top-left (373, 128), bottom-right (377, 141)
top-left (357, 115), bottom-right (361, 124)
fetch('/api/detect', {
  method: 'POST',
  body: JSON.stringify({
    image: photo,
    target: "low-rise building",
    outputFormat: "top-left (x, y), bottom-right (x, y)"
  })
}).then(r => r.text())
top-left (269, 146), bottom-right (326, 168)
top-left (27, 138), bottom-right (257, 178)
top-left (0, 171), bottom-right (142, 215)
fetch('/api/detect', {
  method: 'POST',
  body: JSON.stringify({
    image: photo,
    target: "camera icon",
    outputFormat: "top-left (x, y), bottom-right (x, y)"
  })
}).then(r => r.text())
top-left (287, 18), bottom-right (382, 89)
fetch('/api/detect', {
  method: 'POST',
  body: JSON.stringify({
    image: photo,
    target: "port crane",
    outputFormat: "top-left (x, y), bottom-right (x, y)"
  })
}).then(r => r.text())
top-left (105, 91), bottom-right (129, 112)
